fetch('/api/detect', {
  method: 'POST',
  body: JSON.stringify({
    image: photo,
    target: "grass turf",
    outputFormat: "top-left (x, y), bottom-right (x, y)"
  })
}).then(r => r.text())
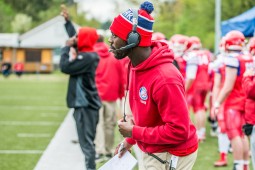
top-left (0, 73), bottom-right (68, 170)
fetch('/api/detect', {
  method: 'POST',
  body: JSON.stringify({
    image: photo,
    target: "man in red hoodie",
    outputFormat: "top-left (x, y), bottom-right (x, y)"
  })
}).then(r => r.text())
top-left (94, 35), bottom-right (125, 161)
top-left (108, 1), bottom-right (198, 169)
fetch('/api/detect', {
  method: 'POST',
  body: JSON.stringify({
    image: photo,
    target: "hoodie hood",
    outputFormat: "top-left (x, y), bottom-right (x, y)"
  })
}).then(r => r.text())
top-left (77, 27), bottom-right (98, 52)
top-left (133, 41), bottom-right (174, 71)
top-left (94, 42), bottom-right (110, 58)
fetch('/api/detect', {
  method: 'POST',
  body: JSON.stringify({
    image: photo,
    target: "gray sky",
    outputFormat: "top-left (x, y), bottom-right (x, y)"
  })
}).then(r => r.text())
top-left (78, 0), bottom-right (134, 22)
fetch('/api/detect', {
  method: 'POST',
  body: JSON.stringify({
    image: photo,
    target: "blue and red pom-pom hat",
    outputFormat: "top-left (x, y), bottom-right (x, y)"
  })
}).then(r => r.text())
top-left (110, 1), bottom-right (154, 47)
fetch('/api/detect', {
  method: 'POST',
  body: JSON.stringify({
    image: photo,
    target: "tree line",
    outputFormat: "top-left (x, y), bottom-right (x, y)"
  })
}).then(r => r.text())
top-left (0, 0), bottom-right (254, 50)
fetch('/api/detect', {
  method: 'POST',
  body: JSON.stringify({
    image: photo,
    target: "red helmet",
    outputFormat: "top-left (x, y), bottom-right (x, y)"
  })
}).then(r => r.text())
top-left (169, 34), bottom-right (189, 49)
top-left (152, 32), bottom-right (166, 41)
top-left (248, 37), bottom-right (255, 55)
top-left (188, 36), bottom-right (201, 50)
top-left (225, 30), bottom-right (245, 51)
top-left (169, 34), bottom-right (183, 43)
top-left (219, 36), bottom-right (227, 52)
top-left (169, 34), bottom-right (189, 57)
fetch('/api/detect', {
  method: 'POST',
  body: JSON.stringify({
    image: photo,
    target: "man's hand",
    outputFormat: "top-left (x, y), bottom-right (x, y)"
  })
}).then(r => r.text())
top-left (66, 36), bottom-right (77, 47)
top-left (210, 102), bottom-right (220, 120)
top-left (118, 118), bottom-right (134, 138)
top-left (60, 4), bottom-right (69, 21)
top-left (69, 47), bottom-right (77, 61)
top-left (210, 107), bottom-right (219, 120)
top-left (114, 140), bottom-right (132, 158)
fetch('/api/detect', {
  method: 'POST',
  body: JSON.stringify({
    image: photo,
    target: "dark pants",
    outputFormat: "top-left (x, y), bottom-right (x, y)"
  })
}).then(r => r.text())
top-left (73, 107), bottom-right (99, 170)
top-left (15, 71), bottom-right (23, 77)
top-left (2, 70), bottom-right (11, 77)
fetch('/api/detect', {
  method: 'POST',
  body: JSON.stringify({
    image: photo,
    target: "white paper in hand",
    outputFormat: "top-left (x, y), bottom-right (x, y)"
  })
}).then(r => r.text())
top-left (98, 151), bottom-right (137, 170)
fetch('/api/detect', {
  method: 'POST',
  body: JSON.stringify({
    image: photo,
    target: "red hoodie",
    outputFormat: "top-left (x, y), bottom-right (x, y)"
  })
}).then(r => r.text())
top-left (119, 57), bottom-right (130, 87)
top-left (243, 75), bottom-right (255, 125)
top-left (94, 42), bottom-right (125, 101)
top-left (126, 41), bottom-right (198, 156)
top-left (77, 27), bottom-right (98, 52)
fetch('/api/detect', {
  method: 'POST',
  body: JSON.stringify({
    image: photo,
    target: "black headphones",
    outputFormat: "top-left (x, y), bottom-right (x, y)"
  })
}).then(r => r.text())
top-left (118, 9), bottom-right (141, 51)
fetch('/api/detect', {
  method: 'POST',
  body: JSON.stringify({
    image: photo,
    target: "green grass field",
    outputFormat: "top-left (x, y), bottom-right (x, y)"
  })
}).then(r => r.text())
top-left (0, 73), bottom-right (252, 170)
top-left (0, 73), bottom-right (68, 170)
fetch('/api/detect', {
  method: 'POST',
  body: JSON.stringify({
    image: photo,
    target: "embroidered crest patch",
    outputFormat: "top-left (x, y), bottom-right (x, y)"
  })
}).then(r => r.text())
top-left (139, 86), bottom-right (148, 101)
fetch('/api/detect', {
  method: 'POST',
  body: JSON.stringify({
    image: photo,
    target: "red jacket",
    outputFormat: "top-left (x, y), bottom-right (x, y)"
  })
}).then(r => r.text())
top-left (94, 42), bottom-right (125, 101)
top-left (243, 76), bottom-right (255, 125)
top-left (126, 41), bottom-right (198, 156)
top-left (119, 57), bottom-right (130, 88)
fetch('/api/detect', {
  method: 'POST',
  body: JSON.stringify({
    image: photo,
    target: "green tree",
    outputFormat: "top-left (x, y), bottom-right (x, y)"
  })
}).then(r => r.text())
top-left (0, 0), bottom-right (14, 32)
top-left (222, 0), bottom-right (255, 20)
top-left (3, 0), bottom-right (62, 21)
top-left (153, 0), bottom-right (255, 50)
top-left (11, 13), bottom-right (32, 33)
top-left (1, 0), bottom-right (255, 51)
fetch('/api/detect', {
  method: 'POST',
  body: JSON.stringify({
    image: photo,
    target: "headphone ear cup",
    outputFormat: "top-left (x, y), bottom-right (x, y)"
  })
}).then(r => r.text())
top-left (127, 32), bottom-right (140, 46)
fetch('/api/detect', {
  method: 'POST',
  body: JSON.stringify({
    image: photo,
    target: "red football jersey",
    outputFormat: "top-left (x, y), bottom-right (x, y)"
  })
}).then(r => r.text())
top-left (186, 49), bottom-right (212, 93)
top-left (223, 52), bottom-right (254, 111)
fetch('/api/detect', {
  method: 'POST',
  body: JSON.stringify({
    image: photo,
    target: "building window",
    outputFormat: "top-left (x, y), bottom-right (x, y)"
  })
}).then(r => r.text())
top-left (25, 49), bottom-right (41, 62)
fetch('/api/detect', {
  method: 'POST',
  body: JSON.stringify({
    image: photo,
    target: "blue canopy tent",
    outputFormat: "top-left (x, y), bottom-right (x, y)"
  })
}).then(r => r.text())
top-left (221, 6), bottom-right (255, 37)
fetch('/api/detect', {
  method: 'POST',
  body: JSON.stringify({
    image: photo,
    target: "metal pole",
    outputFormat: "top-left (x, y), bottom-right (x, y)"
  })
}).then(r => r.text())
top-left (214, 0), bottom-right (221, 55)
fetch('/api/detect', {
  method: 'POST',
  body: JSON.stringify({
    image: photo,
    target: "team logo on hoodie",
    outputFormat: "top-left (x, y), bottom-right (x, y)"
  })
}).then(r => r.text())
top-left (139, 86), bottom-right (148, 101)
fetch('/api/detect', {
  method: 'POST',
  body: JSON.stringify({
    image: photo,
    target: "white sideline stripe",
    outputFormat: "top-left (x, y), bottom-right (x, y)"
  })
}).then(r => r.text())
top-left (40, 113), bottom-right (60, 118)
top-left (34, 109), bottom-right (84, 170)
top-left (0, 96), bottom-right (60, 100)
top-left (17, 133), bottom-right (51, 138)
top-left (0, 121), bottom-right (59, 126)
top-left (0, 105), bottom-right (66, 111)
top-left (0, 150), bottom-right (43, 154)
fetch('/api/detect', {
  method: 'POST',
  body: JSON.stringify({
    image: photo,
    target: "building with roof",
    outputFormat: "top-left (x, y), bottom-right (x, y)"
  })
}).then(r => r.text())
top-left (0, 33), bottom-right (19, 64)
top-left (0, 16), bottom-right (78, 73)
top-left (0, 15), bottom-right (110, 73)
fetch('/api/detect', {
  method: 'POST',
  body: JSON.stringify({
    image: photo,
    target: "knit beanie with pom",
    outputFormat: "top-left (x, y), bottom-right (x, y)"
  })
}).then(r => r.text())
top-left (110, 1), bottom-right (154, 47)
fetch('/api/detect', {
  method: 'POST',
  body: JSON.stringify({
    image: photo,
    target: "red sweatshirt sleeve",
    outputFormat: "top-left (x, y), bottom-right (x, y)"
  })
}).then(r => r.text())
top-left (132, 83), bottom-right (190, 144)
top-left (243, 76), bottom-right (255, 100)
top-left (125, 137), bottom-right (136, 145)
